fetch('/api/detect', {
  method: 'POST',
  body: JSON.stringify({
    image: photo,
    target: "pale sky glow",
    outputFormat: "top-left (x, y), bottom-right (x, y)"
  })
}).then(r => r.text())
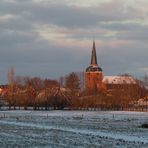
top-left (65, 0), bottom-right (111, 7)
top-left (0, 0), bottom-right (148, 84)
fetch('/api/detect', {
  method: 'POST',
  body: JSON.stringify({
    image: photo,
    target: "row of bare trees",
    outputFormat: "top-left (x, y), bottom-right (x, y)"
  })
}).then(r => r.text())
top-left (2, 66), bottom-right (148, 110)
top-left (4, 69), bottom-right (81, 109)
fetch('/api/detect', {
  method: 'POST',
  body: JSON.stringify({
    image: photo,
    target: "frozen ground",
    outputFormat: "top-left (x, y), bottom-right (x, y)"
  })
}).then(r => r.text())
top-left (0, 110), bottom-right (148, 148)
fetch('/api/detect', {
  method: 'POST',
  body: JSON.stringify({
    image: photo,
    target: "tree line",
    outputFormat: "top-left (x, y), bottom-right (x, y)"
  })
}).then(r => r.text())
top-left (4, 69), bottom-right (81, 110)
top-left (1, 66), bottom-right (148, 110)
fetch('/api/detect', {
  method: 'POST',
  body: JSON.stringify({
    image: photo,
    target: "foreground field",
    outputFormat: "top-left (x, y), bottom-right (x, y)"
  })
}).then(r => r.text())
top-left (0, 110), bottom-right (148, 148)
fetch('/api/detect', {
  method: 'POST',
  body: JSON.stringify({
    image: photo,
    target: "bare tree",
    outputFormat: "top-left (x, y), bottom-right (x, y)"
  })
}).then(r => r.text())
top-left (6, 66), bottom-right (15, 109)
top-left (24, 77), bottom-right (44, 91)
top-left (44, 79), bottom-right (59, 89)
top-left (65, 72), bottom-right (80, 96)
top-left (76, 72), bottom-right (85, 91)
top-left (143, 75), bottom-right (148, 89)
top-left (7, 66), bottom-right (15, 88)
top-left (59, 76), bottom-right (64, 87)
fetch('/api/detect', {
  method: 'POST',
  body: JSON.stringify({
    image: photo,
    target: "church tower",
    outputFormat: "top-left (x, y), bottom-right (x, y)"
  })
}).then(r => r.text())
top-left (85, 41), bottom-right (104, 94)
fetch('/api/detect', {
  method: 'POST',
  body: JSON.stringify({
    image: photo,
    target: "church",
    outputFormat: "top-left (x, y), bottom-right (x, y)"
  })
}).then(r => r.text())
top-left (85, 41), bottom-right (105, 93)
top-left (85, 41), bottom-right (137, 93)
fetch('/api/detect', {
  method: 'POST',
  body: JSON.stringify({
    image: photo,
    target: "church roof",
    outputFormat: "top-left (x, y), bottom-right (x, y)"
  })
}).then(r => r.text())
top-left (91, 40), bottom-right (97, 65)
top-left (86, 41), bottom-right (102, 72)
top-left (86, 65), bottom-right (102, 72)
top-left (103, 76), bottom-right (137, 84)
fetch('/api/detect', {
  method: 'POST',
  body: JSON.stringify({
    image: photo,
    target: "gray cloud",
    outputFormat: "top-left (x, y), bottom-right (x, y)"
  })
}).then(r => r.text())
top-left (0, 0), bottom-right (143, 28)
top-left (0, 0), bottom-right (148, 84)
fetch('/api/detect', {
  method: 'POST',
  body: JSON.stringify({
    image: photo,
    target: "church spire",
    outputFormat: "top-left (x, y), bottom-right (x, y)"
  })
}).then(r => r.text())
top-left (91, 40), bottom-right (98, 66)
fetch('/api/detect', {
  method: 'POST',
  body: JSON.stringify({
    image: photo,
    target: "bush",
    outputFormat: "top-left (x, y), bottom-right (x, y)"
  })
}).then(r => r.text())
top-left (141, 123), bottom-right (148, 128)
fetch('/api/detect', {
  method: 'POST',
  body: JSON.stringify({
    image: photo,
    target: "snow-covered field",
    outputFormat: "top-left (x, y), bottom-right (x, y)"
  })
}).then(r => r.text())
top-left (0, 110), bottom-right (147, 148)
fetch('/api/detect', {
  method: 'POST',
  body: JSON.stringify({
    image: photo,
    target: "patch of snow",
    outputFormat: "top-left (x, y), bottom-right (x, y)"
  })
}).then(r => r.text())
top-left (0, 111), bottom-right (148, 147)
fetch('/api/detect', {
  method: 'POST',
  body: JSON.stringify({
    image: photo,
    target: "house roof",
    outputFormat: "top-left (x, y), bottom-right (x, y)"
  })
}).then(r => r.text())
top-left (103, 76), bottom-right (137, 84)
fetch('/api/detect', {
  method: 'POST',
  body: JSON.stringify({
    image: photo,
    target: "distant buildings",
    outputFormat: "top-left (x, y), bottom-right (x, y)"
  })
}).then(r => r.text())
top-left (0, 85), bottom-right (8, 96)
top-left (0, 85), bottom-right (8, 106)
top-left (103, 76), bottom-right (137, 90)
top-left (85, 41), bottom-right (138, 93)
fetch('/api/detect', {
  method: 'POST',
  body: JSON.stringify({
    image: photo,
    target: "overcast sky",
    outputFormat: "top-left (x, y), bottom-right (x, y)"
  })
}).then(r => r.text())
top-left (0, 0), bottom-right (148, 84)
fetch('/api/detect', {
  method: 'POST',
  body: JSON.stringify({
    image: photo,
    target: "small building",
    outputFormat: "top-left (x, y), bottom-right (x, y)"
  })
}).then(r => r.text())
top-left (103, 76), bottom-right (137, 90)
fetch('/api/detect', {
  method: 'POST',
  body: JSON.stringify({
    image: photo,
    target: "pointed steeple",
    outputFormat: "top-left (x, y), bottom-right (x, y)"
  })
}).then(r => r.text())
top-left (91, 40), bottom-right (98, 66)
top-left (86, 40), bottom-right (102, 72)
